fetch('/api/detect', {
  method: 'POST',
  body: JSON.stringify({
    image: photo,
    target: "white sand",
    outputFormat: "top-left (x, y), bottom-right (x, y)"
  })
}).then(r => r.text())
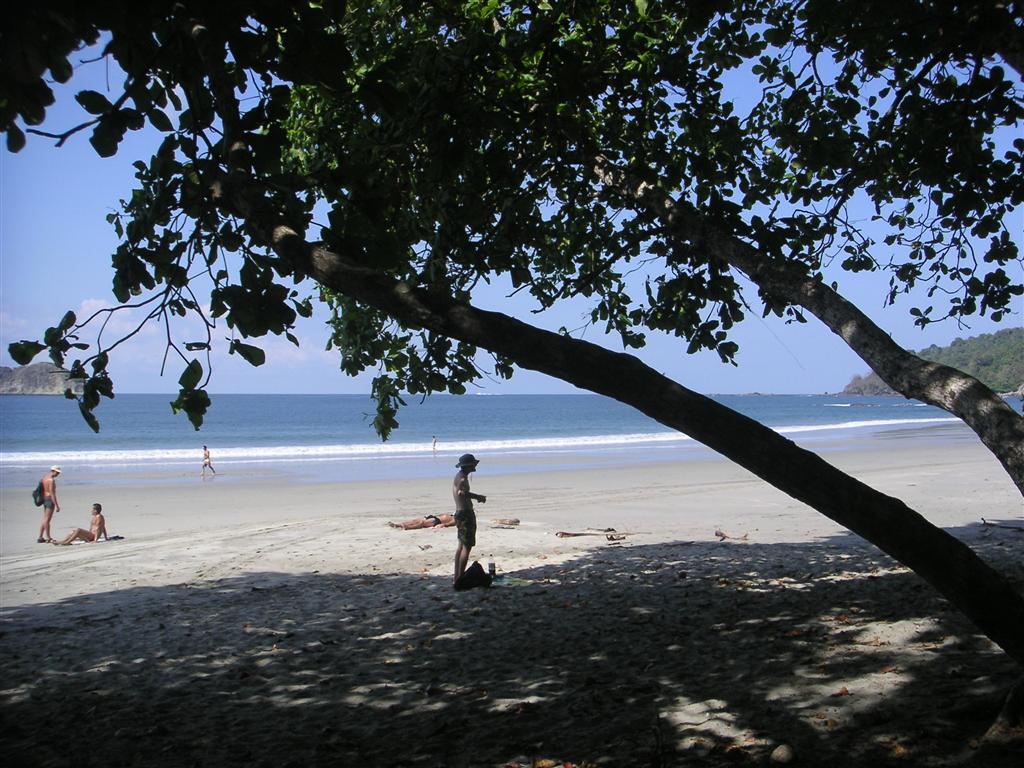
top-left (1, 426), bottom-right (1022, 766)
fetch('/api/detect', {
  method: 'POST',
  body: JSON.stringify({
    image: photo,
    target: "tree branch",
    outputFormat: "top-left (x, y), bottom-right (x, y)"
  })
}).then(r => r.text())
top-left (591, 155), bottom-right (1024, 497)
top-left (266, 223), bottom-right (1024, 667)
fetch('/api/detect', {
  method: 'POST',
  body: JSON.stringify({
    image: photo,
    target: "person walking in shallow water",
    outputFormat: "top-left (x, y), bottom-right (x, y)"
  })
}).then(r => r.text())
top-left (36, 466), bottom-right (61, 543)
top-left (452, 453), bottom-right (486, 586)
top-left (201, 445), bottom-right (216, 477)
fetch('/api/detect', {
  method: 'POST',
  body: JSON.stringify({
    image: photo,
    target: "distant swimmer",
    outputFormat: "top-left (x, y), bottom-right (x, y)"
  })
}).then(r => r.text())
top-left (53, 503), bottom-right (108, 545)
top-left (432, 435), bottom-right (437, 455)
top-left (36, 466), bottom-right (61, 544)
top-left (201, 445), bottom-right (216, 477)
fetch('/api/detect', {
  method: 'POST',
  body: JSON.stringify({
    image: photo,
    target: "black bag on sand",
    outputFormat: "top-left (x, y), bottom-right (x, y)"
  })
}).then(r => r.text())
top-left (32, 481), bottom-right (44, 507)
top-left (455, 560), bottom-right (493, 590)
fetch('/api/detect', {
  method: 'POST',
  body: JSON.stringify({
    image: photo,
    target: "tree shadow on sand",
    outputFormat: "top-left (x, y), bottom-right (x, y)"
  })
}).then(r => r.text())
top-left (1, 520), bottom-right (1021, 768)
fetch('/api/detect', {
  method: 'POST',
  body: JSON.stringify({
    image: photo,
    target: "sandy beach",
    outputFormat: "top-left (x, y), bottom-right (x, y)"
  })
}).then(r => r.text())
top-left (2, 425), bottom-right (1023, 767)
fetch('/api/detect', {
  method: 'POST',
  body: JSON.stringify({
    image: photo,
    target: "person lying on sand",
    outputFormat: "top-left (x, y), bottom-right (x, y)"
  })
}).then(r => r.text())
top-left (53, 503), bottom-right (108, 545)
top-left (388, 514), bottom-right (456, 530)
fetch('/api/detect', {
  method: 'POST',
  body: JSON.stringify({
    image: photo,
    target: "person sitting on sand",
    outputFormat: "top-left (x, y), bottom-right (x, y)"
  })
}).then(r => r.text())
top-left (387, 514), bottom-right (456, 530)
top-left (53, 503), bottom-right (108, 546)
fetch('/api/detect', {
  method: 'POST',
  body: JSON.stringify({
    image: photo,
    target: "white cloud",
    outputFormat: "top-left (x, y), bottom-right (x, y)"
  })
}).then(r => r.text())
top-left (0, 310), bottom-right (29, 335)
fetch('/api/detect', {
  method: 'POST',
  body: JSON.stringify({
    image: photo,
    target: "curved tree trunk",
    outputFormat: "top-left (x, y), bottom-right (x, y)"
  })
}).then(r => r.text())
top-left (593, 157), bottom-right (1024, 497)
top-left (268, 224), bottom-right (1024, 668)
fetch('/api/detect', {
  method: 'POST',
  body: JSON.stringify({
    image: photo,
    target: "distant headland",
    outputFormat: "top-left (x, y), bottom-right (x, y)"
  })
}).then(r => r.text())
top-left (841, 328), bottom-right (1023, 398)
top-left (0, 363), bottom-right (83, 396)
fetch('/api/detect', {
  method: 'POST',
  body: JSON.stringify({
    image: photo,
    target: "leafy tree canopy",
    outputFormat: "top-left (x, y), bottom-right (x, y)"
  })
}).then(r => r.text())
top-left (6, 0), bottom-right (1024, 669)
top-left (2, 0), bottom-right (1022, 435)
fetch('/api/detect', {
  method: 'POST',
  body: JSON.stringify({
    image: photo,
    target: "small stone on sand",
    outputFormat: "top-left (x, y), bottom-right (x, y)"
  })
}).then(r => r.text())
top-left (770, 743), bottom-right (795, 764)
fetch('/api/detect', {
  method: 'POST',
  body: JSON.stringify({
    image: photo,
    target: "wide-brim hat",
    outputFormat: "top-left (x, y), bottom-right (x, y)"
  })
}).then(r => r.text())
top-left (50, 465), bottom-right (62, 474)
top-left (456, 453), bottom-right (479, 468)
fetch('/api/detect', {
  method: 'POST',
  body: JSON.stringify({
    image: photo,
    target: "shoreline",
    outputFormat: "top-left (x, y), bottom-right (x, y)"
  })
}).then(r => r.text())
top-left (2, 421), bottom-right (1018, 591)
top-left (3, 391), bottom-right (995, 480)
top-left (0, 416), bottom-right (976, 489)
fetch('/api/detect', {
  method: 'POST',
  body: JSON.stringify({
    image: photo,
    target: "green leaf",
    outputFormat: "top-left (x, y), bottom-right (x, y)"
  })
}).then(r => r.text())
top-left (91, 375), bottom-right (114, 399)
top-left (148, 109), bottom-right (173, 132)
top-left (91, 354), bottom-right (109, 376)
top-left (6, 125), bottom-right (26, 153)
top-left (48, 53), bottom-right (73, 84)
top-left (89, 121), bottom-right (122, 158)
top-left (76, 90), bottom-right (112, 115)
top-left (230, 340), bottom-right (266, 367)
top-left (170, 388), bottom-right (211, 430)
top-left (178, 359), bottom-right (203, 390)
top-left (8, 341), bottom-right (45, 365)
top-left (78, 401), bottom-right (100, 433)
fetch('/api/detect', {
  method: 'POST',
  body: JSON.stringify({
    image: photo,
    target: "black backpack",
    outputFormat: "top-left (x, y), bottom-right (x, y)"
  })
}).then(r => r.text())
top-left (454, 560), bottom-right (493, 590)
top-left (31, 481), bottom-right (44, 507)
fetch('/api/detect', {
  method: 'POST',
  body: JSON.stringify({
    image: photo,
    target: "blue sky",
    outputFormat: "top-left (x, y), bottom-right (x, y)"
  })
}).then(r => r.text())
top-left (2, 55), bottom-right (1020, 396)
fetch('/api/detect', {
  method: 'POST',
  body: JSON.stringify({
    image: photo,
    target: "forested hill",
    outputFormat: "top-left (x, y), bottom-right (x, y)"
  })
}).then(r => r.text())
top-left (843, 328), bottom-right (1024, 396)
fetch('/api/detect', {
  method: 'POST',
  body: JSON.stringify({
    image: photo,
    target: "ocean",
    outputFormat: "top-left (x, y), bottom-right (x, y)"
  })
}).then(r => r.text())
top-left (1, 392), bottom-right (1002, 488)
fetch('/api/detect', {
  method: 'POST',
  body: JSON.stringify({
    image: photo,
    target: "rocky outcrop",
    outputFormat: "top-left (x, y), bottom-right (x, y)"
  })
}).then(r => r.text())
top-left (0, 363), bottom-right (79, 395)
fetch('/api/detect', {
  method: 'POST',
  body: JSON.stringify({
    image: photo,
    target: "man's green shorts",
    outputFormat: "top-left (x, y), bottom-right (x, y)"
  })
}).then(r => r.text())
top-left (455, 509), bottom-right (476, 548)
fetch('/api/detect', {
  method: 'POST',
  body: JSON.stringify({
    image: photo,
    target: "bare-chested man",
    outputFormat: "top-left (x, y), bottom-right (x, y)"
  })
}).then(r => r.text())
top-left (36, 466), bottom-right (61, 544)
top-left (201, 445), bottom-right (216, 477)
top-left (453, 453), bottom-right (486, 585)
top-left (53, 503), bottom-right (108, 546)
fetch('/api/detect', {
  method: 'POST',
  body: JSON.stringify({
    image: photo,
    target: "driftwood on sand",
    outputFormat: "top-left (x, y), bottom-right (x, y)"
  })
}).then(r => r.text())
top-left (555, 528), bottom-right (644, 541)
top-left (715, 529), bottom-right (749, 542)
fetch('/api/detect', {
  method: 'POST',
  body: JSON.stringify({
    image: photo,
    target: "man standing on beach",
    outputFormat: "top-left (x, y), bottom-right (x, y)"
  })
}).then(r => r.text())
top-left (201, 445), bottom-right (216, 477)
top-left (36, 466), bottom-right (61, 544)
top-left (453, 453), bottom-right (486, 585)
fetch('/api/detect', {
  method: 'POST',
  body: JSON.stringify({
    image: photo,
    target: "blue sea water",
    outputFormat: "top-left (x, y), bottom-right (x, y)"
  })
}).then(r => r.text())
top-left (0, 392), bottom-right (987, 487)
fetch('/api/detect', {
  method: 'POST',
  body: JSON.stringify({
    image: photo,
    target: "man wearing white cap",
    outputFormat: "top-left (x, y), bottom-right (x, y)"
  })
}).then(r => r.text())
top-left (452, 453), bottom-right (486, 585)
top-left (37, 466), bottom-right (62, 544)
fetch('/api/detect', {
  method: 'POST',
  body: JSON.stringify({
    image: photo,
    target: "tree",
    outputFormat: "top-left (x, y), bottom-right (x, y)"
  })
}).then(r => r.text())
top-left (3, 0), bottom-right (1024, 682)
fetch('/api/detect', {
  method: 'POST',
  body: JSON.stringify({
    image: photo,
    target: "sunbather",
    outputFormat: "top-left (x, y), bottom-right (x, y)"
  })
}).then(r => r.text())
top-left (387, 514), bottom-right (456, 530)
top-left (53, 503), bottom-right (108, 545)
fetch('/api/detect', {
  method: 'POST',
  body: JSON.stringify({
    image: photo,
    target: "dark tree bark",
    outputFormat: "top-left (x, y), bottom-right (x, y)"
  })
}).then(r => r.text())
top-left (268, 224), bottom-right (1024, 668)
